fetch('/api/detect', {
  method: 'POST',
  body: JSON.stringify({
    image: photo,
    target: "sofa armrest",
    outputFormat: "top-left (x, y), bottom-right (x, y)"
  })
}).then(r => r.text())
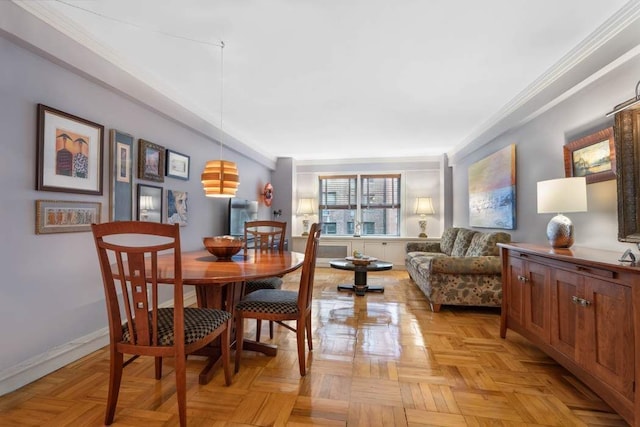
top-left (406, 241), bottom-right (441, 253)
top-left (430, 256), bottom-right (501, 275)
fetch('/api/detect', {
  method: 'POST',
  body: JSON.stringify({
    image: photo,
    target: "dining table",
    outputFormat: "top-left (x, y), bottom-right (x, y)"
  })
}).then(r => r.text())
top-left (131, 249), bottom-right (305, 384)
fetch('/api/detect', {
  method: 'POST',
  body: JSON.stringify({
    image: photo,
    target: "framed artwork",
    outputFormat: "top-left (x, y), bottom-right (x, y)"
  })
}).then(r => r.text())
top-left (35, 200), bottom-right (101, 234)
top-left (137, 184), bottom-right (163, 223)
top-left (138, 139), bottom-right (165, 182)
top-left (36, 104), bottom-right (104, 195)
top-left (468, 144), bottom-right (516, 229)
top-left (564, 127), bottom-right (615, 184)
top-left (167, 189), bottom-right (188, 226)
top-left (109, 129), bottom-right (134, 221)
top-left (166, 149), bottom-right (190, 180)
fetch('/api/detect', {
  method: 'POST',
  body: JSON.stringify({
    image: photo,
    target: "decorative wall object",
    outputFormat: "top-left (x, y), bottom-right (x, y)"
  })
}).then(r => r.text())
top-left (109, 129), bottom-right (134, 221)
top-left (166, 149), bottom-right (190, 180)
top-left (138, 139), bottom-right (165, 182)
top-left (263, 182), bottom-right (273, 206)
top-left (564, 126), bottom-right (615, 184)
top-left (35, 199), bottom-right (101, 234)
top-left (468, 144), bottom-right (516, 229)
top-left (137, 184), bottom-right (162, 223)
top-left (36, 104), bottom-right (104, 195)
top-left (167, 189), bottom-right (188, 226)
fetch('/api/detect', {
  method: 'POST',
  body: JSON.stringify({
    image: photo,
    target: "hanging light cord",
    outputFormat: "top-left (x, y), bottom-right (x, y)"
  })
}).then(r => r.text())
top-left (52, 0), bottom-right (224, 48)
top-left (219, 41), bottom-right (225, 159)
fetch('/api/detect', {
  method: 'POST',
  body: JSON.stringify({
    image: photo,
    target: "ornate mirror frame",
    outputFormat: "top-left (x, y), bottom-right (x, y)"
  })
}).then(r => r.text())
top-left (616, 108), bottom-right (640, 242)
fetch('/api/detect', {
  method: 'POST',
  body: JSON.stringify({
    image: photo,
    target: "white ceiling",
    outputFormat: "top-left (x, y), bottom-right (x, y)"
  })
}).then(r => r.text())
top-left (14, 0), bottom-right (634, 161)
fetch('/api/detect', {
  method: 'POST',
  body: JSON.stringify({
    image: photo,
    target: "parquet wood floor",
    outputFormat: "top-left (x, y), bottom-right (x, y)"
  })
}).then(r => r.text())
top-left (0, 269), bottom-right (629, 426)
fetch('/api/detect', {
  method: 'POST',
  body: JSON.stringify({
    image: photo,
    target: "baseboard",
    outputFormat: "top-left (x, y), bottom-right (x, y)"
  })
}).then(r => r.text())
top-left (0, 290), bottom-right (197, 396)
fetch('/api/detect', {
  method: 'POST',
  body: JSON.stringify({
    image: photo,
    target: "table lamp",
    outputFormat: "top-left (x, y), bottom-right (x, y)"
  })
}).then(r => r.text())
top-left (415, 197), bottom-right (435, 237)
top-left (296, 198), bottom-right (316, 236)
top-left (537, 177), bottom-right (587, 248)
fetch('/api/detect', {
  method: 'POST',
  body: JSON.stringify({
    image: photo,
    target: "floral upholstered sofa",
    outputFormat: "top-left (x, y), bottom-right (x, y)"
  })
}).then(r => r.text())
top-left (405, 227), bottom-right (511, 312)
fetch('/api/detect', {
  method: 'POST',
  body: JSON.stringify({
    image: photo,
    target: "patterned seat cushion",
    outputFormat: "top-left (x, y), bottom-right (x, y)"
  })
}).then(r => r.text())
top-left (236, 289), bottom-right (299, 314)
top-left (121, 307), bottom-right (231, 346)
top-left (245, 277), bottom-right (283, 294)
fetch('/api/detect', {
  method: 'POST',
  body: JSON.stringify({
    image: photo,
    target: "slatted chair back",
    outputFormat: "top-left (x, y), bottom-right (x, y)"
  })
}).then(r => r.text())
top-left (244, 220), bottom-right (287, 256)
top-left (93, 221), bottom-right (184, 351)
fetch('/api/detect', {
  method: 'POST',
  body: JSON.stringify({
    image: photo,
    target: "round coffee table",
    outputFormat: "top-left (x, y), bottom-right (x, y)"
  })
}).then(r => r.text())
top-left (330, 257), bottom-right (393, 296)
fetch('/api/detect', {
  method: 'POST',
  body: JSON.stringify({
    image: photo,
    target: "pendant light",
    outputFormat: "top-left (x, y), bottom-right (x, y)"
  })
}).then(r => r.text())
top-left (201, 41), bottom-right (239, 197)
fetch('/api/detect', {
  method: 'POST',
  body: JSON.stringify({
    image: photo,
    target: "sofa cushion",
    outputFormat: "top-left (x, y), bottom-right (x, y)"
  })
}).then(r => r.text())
top-left (451, 228), bottom-right (476, 256)
top-left (439, 227), bottom-right (460, 255)
top-left (466, 231), bottom-right (511, 256)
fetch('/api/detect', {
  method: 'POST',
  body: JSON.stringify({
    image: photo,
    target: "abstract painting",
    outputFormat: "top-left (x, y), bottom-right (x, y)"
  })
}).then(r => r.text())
top-left (468, 144), bottom-right (516, 229)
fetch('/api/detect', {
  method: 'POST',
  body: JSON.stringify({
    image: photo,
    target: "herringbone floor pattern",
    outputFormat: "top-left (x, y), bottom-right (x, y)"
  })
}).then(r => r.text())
top-left (0, 268), bottom-right (629, 426)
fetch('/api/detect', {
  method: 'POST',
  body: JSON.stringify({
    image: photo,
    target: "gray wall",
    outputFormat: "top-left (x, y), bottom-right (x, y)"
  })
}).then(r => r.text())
top-left (451, 53), bottom-right (640, 253)
top-left (0, 34), bottom-right (272, 381)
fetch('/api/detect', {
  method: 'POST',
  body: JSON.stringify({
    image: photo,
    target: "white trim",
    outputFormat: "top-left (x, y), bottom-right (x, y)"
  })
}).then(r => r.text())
top-left (0, 291), bottom-right (197, 396)
top-left (447, 1), bottom-right (640, 165)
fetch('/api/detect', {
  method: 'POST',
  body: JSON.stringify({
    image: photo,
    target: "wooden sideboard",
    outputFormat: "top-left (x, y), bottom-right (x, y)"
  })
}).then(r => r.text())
top-left (499, 243), bottom-right (638, 425)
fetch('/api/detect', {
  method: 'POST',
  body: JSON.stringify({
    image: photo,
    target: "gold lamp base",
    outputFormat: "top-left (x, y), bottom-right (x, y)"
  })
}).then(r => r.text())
top-left (418, 219), bottom-right (427, 238)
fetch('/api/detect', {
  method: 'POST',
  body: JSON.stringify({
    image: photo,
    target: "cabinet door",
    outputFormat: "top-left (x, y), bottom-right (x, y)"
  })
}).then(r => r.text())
top-left (550, 269), bottom-right (580, 359)
top-left (505, 256), bottom-right (525, 327)
top-left (581, 277), bottom-right (634, 401)
top-left (363, 242), bottom-right (405, 265)
top-left (523, 261), bottom-right (550, 343)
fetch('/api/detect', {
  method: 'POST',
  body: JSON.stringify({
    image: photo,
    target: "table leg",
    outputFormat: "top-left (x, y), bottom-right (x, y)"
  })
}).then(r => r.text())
top-left (337, 266), bottom-right (385, 296)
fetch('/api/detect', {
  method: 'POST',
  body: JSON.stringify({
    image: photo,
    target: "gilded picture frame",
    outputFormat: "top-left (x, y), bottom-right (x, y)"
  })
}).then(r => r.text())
top-left (564, 127), bottom-right (615, 184)
top-left (138, 139), bottom-right (165, 182)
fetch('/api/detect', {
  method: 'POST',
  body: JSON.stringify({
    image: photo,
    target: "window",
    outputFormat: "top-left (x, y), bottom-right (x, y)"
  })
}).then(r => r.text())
top-left (318, 174), bottom-right (401, 236)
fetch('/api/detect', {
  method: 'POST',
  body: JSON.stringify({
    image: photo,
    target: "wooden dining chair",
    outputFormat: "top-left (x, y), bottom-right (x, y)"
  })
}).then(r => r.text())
top-left (243, 220), bottom-right (287, 341)
top-left (92, 221), bottom-right (232, 427)
top-left (235, 222), bottom-right (321, 376)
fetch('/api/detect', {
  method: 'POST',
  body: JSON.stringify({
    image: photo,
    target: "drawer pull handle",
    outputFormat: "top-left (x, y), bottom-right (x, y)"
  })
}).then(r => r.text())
top-left (517, 275), bottom-right (528, 283)
top-left (571, 296), bottom-right (592, 307)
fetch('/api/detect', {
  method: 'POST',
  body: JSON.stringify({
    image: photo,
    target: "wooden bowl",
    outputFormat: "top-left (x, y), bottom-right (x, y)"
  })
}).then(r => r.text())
top-left (202, 236), bottom-right (243, 259)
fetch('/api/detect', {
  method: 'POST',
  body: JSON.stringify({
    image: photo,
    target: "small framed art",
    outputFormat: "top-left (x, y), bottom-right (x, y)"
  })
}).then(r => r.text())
top-left (167, 189), bottom-right (188, 226)
top-left (36, 104), bottom-right (104, 195)
top-left (138, 139), bottom-right (165, 182)
top-left (35, 200), bottom-right (101, 234)
top-left (564, 127), bottom-right (615, 184)
top-left (137, 184), bottom-right (163, 223)
top-left (166, 149), bottom-right (190, 180)
top-left (109, 129), bottom-right (134, 221)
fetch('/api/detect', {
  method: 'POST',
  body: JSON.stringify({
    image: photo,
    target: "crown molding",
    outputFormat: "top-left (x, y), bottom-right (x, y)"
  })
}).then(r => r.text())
top-left (4, 0), bottom-right (277, 170)
top-left (447, 1), bottom-right (640, 165)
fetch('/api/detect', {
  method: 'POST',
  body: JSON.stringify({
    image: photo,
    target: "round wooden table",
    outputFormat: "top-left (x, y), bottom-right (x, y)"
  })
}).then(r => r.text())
top-left (330, 257), bottom-right (393, 296)
top-left (130, 249), bottom-right (305, 384)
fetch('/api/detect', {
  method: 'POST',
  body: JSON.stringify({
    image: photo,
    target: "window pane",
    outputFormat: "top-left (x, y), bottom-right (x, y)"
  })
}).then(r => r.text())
top-left (360, 175), bottom-right (400, 236)
top-left (318, 174), bottom-right (401, 236)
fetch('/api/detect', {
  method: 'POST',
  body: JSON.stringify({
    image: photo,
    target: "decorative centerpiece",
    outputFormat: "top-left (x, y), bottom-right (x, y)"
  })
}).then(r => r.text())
top-left (203, 236), bottom-right (243, 260)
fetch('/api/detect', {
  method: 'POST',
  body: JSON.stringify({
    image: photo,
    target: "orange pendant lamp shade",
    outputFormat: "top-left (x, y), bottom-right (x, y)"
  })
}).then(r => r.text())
top-left (201, 159), bottom-right (239, 197)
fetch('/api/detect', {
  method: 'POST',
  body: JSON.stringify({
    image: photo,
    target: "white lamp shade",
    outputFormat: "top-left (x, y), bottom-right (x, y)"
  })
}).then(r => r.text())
top-left (415, 197), bottom-right (435, 215)
top-left (296, 198), bottom-right (316, 215)
top-left (537, 177), bottom-right (587, 214)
